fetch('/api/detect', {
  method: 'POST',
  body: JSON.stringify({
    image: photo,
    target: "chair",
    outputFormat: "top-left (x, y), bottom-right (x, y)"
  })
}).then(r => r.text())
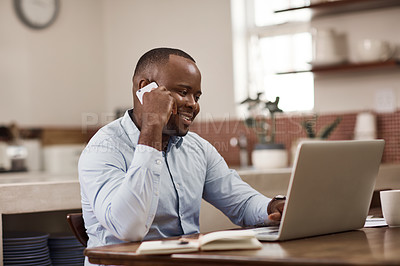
top-left (67, 213), bottom-right (88, 247)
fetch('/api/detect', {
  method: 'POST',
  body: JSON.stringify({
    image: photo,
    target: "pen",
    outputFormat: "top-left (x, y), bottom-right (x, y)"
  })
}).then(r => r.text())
top-left (161, 239), bottom-right (189, 245)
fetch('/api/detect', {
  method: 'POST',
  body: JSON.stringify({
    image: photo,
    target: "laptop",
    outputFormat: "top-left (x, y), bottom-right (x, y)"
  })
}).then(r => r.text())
top-left (254, 139), bottom-right (385, 241)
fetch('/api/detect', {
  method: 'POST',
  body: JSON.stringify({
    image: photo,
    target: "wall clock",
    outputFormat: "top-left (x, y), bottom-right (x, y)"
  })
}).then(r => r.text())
top-left (14, 0), bottom-right (60, 30)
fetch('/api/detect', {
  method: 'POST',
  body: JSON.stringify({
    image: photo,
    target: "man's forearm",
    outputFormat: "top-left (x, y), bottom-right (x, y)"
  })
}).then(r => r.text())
top-left (138, 123), bottom-right (163, 151)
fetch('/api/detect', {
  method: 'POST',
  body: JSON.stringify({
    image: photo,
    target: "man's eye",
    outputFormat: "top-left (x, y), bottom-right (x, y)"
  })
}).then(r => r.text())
top-left (179, 90), bottom-right (188, 96)
top-left (195, 95), bottom-right (201, 102)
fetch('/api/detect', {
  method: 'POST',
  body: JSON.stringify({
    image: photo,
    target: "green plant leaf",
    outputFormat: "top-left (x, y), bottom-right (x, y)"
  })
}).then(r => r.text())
top-left (301, 120), bottom-right (316, 138)
top-left (317, 117), bottom-right (342, 139)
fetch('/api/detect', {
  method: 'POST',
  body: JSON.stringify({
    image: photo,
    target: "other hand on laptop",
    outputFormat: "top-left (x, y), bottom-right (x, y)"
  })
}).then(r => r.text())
top-left (267, 195), bottom-right (286, 221)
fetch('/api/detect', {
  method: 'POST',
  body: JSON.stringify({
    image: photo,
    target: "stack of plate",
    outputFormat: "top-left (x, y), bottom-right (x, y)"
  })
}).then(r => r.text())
top-left (3, 232), bottom-right (51, 266)
top-left (48, 234), bottom-right (85, 265)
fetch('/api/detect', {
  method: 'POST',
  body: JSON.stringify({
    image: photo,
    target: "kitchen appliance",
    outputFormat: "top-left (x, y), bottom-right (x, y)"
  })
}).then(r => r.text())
top-left (0, 141), bottom-right (28, 172)
top-left (0, 124), bottom-right (28, 172)
top-left (43, 144), bottom-right (85, 174)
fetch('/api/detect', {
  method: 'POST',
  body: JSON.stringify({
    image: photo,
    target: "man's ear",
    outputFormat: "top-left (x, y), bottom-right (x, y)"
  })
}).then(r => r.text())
top-left (138, 79), bottom-right (151, 91)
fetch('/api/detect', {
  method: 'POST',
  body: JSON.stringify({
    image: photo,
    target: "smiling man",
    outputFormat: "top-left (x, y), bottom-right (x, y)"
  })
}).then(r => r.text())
top-left (131, 49), bottom-right (202, 151)
top-left (78, 48), bottom-right (284, 261)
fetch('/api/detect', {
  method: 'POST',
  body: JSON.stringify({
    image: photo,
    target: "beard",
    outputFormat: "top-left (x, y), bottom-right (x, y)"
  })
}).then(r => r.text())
top-left (162, 113), bottom-right (191, 137)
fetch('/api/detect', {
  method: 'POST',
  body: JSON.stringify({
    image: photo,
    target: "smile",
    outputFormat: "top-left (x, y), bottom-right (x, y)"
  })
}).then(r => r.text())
top-left (179, 113), bottom-right (193, 124)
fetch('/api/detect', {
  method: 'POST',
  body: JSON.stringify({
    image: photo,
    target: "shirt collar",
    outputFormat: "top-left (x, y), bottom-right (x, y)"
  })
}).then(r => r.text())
top-left (121, 109), bottom-right (140, 148)
top-left (170, 135), bottom-right (183, 147)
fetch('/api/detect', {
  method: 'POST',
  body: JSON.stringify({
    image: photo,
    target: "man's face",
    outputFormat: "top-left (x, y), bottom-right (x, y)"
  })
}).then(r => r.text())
top-left (157, 55), bottom-right (202, 137)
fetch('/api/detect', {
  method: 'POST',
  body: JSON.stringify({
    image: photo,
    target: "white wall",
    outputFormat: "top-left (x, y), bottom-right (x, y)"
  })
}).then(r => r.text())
top-left (2, 0), bottom-right (397, 128)
top-left (312, 8), bottom-right (400, 113)
top-left (0, 0), bottom-right (106, 127)
top-left (102, 0), bottom-right (236, 122)
top-left (0, 0), bottom-right (236, 127)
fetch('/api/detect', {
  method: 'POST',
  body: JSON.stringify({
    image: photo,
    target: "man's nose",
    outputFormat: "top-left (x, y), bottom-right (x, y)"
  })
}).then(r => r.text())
top-left (186, 95), bottom-right (196, 108)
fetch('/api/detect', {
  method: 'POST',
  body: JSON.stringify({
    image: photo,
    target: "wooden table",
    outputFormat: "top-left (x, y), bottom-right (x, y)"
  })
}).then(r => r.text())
top-left (85, 227), bottom-right (400, 266)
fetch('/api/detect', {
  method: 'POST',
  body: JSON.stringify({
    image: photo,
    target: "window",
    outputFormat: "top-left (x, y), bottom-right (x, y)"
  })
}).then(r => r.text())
top-left (232, 0), bottom-right (314, 113)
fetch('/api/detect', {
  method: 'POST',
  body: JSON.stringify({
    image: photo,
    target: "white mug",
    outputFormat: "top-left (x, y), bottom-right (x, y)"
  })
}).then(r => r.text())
top-left (354, 112), bottom-right (376, 140)
top-left (380, 190), bottom-right (400, 227)
top-left (355, 39), bottom-right (395, 63)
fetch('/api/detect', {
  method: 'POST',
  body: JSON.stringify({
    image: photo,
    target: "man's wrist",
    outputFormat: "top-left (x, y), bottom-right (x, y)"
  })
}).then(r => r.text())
top-left (138, 124), bottom-right (164, 151)
top-left (267, 195), bottom-right (286, 214)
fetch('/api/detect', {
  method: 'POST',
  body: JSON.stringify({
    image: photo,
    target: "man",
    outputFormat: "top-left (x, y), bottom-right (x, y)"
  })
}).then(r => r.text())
top-left (79, 48), bottom-right (285, 251)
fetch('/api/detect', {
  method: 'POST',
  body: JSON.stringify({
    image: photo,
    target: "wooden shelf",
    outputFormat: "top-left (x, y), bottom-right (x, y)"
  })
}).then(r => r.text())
top-left (275, 0), bottom-right (400, 18)
top-left (274, 0), bottom-right (400, 75)
top-left (277, 59), bottom-right (400, 75)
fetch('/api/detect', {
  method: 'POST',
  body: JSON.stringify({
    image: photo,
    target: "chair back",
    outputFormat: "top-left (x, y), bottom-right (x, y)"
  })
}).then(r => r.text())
top-left (67, 212), bottom-right (88, 247)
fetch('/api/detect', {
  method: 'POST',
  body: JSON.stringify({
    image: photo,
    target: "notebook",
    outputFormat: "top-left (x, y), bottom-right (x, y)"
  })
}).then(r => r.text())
top-left (254, 140), bottom-right (385, 241)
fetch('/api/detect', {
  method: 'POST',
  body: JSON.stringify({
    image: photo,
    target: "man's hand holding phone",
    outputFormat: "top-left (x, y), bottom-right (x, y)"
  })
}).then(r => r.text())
top-left (136, 82), bottom-right (177, 150)
top-left (136, 82), bottom-right (158, 105)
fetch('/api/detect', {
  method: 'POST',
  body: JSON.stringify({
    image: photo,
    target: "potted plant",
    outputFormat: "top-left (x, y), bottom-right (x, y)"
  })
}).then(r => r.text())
top-left (300, 115), bottom-right (342, 140)
top-left (240, 93), bottom-right (288, 169)
top-left (290, 115), bottom-right (342, 165)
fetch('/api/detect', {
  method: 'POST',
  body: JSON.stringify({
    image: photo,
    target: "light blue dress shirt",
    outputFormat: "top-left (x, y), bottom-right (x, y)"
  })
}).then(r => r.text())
top-left (79, 110), bottom-right (271, 252)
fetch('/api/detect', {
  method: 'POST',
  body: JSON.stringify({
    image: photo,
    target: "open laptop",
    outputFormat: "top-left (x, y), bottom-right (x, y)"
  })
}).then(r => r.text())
top-left (254, 139), bottom-right (385, 241)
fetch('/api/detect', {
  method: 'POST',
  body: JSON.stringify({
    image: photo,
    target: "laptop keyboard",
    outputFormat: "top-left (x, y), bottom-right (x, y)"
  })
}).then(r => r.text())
top-left (251, 226), bottom-right (280, 236)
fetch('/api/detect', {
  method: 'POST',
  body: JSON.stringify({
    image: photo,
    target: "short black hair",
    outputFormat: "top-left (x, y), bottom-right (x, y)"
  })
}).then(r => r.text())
top-left (133, 47), bottom-right (196, 78)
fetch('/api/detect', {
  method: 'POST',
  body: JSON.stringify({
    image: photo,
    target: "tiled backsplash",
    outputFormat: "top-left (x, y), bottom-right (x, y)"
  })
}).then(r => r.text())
top-left (19, 111), bottom-right (400, 168)
top-left (190, 111), bottom-right (400, 167)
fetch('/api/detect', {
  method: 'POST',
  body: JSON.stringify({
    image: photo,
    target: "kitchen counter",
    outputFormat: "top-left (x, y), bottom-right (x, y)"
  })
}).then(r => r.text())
top-left (0, 171), bottom-right (78, 184)
top-left (234, 163), bottom-right (400, 197)
top-left (199, 164), bottom-right (400, 233)
top-left (0, 172), bottom-right (81, 265)
top-left (0, 172), bottom-right (81, 214)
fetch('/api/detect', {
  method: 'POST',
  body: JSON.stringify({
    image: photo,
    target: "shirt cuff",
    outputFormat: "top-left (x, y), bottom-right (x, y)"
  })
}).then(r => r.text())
top-left (249, 197), bottom-right (272, 227)
top-left (130, 144), bottom-right (163, 173)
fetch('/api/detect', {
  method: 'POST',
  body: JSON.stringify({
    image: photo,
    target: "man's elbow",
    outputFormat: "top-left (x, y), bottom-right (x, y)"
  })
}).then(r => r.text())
top-left (118, 227), bottom-right (148, 242)
top-left (112, 217), bottom-right (150, 242)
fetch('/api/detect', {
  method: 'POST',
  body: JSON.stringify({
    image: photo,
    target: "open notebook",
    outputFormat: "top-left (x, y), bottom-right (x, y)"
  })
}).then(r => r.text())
top-left (136, 229), bottom-right (262, 254)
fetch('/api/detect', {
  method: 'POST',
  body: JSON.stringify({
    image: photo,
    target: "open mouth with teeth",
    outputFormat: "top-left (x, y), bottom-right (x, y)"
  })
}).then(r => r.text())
top-left (164, 111), bottom-right (197, 136)
top-left (178, 113), bottom-right (193, 125)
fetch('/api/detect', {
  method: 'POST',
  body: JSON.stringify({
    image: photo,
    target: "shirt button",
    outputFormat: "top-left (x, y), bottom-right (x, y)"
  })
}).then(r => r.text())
top-left (176, 183), bottom-right (180, 189)
top-left (155, 159), bottom-right (162, 165)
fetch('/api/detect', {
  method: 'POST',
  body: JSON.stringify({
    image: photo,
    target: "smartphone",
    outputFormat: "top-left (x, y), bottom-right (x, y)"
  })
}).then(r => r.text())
top-left (136, 82), bottom-right (158, 104)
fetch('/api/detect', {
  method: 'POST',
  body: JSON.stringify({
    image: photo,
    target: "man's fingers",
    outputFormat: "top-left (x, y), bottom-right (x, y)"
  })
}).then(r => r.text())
top-left (277, 202), bottom-right (285, 212)
top-left (268, 212), bottom-right (282, 221)
top-left (172, 98), bottom-right (177, 115)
